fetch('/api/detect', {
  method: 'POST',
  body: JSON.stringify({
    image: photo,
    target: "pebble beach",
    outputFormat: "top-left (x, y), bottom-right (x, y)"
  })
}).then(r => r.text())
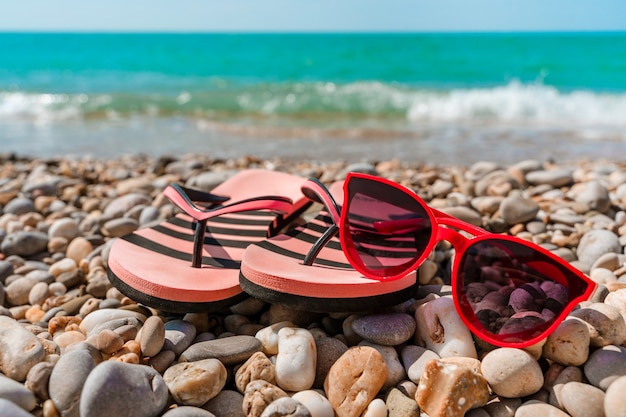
top-left (3, 152), bottom-right (626, 417)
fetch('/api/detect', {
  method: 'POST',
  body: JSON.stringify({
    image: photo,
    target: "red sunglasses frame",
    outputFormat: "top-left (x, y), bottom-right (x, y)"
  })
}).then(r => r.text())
top-left (301, 172), bottom-right (597, 348)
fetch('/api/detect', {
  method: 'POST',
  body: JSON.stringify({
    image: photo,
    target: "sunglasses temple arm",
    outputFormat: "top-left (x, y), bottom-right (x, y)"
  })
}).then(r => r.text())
top-left (303, 224), bottom-right (339, 265)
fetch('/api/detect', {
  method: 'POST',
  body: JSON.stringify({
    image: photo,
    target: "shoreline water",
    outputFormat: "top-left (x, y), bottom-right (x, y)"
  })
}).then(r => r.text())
top-left (4, 116), bottom-right (626, 166)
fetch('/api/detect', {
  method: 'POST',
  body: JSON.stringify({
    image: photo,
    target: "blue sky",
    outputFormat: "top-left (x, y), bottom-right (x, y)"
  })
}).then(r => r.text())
top-left (1, 0), bottom-right (625, 32)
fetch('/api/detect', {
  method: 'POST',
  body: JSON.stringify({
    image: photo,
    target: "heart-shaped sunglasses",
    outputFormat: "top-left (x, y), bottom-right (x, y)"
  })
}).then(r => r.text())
top-left (301, 172), bottom-right (597, 348)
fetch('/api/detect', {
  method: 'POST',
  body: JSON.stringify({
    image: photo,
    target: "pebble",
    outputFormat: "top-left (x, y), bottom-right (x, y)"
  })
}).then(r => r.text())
top-left (359, 341), bottom-right (406, 391)
top-left (350, 313), bottom-right (415, 346)
top-left (138, 315), bottom-right (165, 357)
top-left (179, 335), bottom-right (262, 365)
top-left (542, 318), bottom-right (591, 366)
top-left (291, 390), bottom-right (335, 417)
top-left (571, 302), bottom-right (626, 347)
top-left (0, 231), bottom-right (49, 257)
top-left (161, 406), bottom-right (216, 417)
top-left (414, 296), bottom-right (477, 358)
top-left (576, 229), bottom-right (621, 270)
top-left (605, 375), bottom-right (626, 417)
top-left (385, 388), bottom-right (419, 417)
top-left (559, 381), bottom-right (605, 417)
top-left (480, 348), bottom-right (544, 398)
top-left (242, 380), bottom-right (288, 417)
top-left (260, 397), bottom-right (311, 417)
top-left (584, 345), bottom-right (626, 390)
top-left (203, 390), bottom-right (246, 417)
top-left (235, 351), bottom-right (276, 393)
top-left (415, 359), bottom-right (490, 417)
top-left (499, 192), bottom-right (539, 225)
top-left (324, 346), bottom-right (387, 417)
top-left (48, 349), bottom-right (98, 417)
top-left (275, 327), bottom-right (316, 391)
top-left (0, 373), bottom-right (37, 412)
top-left (79, 361), bottom-right (168, 417)
top-left (163, 359), bottom-right (227, 406)
top-left (0, 316), bottom-right (46, 382)
top-left (0, 398), bottom-right (35, 417)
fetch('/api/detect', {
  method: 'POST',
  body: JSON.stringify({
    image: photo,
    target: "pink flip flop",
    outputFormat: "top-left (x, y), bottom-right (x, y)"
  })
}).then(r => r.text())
top-left (107, 169), bottom-right (311, 313)
top-left (239, 181), bottom-right (418, 313)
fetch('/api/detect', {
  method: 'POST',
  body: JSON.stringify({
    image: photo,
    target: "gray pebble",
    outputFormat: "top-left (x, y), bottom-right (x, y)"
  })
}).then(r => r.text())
top-left (103, 193), bottom-right (152, 217)
top-left (351, 313), bottom-right (416, 346)
top-left (162, 406), bottom-right (216, 417)
top-left (577, 229), bottom-right (621, 270)
top-left (3, 197), bottom-right (35, 215)
top-left (49, 349), bottom-right (98, 417)
top-left (260, 396), bottom-right (311, 417)
top-left (0, 373), bottom-right (37, 412)
top-left (180, 335), bottom-right (262, 366)
top-left (163, 319), bottom-right (197, 356)
top-left (0, 398), bottom-right (34, 417)
top-left (203, 390), bottom-right (246, 417)
top-left (24, 361), bottom-right (54, 402)
top-left (0, 231), bottom-right (48, 256)
top-left (80, 361), bottom-right (168, 417)
top-left (584, 345), bottom-right (626, 390)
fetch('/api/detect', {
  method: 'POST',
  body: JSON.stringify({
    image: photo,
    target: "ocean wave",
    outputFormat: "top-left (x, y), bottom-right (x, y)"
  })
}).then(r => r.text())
top-left (2, 81), bottom-right (626, 131)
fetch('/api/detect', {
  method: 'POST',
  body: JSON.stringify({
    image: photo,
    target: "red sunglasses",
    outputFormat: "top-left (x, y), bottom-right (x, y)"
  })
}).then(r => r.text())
top-left (301, 172), bottom-right (597, 348)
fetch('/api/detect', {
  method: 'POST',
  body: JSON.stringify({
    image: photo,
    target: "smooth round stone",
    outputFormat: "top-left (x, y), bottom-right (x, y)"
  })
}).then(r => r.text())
top-left (48, 258), bottom-right (78, 278)
top-left (24, 361), bottom-right (54, 402)
top-left (180, 335), bottom-right (262, 366)
top-left (542, 318), bottom-right (590, 366)
top-left (0, 231), bottom-right (49, 256)
top-left (5, 277), bottom-right (38, 306)
top-left (101, 217), bottom-right (139, 237)
top-left (515, 400), bottom-right (570, 417)
top-left (235, 351), bottom-right (276, 393)
top-left (85, 316), bottom-right (144, 339)
top-left (0, 373), bottom-right (37, 411)
top-left (481, 348), bottom-right (544, 398)
top-left (525, 169), bottom-right (573, 187)
top-left (314, 336), bottom-right (348, 389)
top-left (66, 237), bottom-right (94, 264)
top-left (0, 316), bottom-right (46, 382)
top-left (148, 350), bottom-right (176, 374)
top-left (324, 346), bottom-right (387, 417)
top-left (139, 205), bottom-right (160, 226)
top-left (80, 361), bottom-right (168, 417)
top-left (499, 193), bottom-right (539, 225)
top-left (163, 319), bottom-right (197, 356)
top-left (49, 349), bottom-right (98, 417)
top-left (4, 197), bottom-right (35, 215)
top-left (584, 345), bottom-right (626, 390)
top-left (202, 390), bottom-right (245, 417)
top-left (255, 321), bottom-right (294, 355)
top-left (559, 382), bottom-right (605, 417)
top-left (577, 229), bottom-right (621, 270)
top-left (103, 193), bottom-right (152, 217)
top-left (351, 313), bottom-right (415, 346)
top-left (401, 345), bottom-right (440, 383)
top-left (162, 406), bottom-right (216, 417)
top-left (260, 397), bottom-right (311, 417)
top-left (0, 260), bottom-right (15, 284)
top-left (473, 170), bottom-right (517, 196)
top-left (573, 180), bottom-right (611, 213)
top-left (79, 309), bottom-right (146, 335)
top-left (291, 390), bottom-right (334, 417)
top-left (28, 281), bottom-right (49, 306)
top-left (48, 218), bottom-right (80, 240)
top-left (275, 327), bottom-right (316, 391)
top-left (163, 359), bottom-right (227, 407)
top-left (361, 398), bottom-right (387, 417)
top-left (414, 296), bottom-right (477, 359)
top-left (138, 315), bottom-right (165, 357)
top-left (605, 375), bottom-right (626, 417)
top-left (0, 398), bottom-right (34, 417)
top-left (570, 302), bottom-right (626, 347)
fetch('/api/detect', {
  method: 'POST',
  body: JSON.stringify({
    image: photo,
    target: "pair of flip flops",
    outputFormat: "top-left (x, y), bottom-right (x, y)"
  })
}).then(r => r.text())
top-left (107, 169), bottom-right (418, 313)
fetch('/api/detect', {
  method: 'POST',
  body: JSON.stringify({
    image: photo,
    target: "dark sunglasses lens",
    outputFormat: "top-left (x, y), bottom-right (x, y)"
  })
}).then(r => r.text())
top-left (343, 177), bottom-right (432, 278)
top-left (457, 238), bottom-right (589, 344)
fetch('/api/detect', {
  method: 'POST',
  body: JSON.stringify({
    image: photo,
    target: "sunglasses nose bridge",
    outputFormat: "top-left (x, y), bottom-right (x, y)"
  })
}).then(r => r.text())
top-left (435, 226), bottom-right (472, 253)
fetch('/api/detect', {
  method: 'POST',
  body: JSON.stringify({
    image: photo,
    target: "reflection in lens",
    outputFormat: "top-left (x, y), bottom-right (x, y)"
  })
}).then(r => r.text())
top-left (344, 177), bottom-right (432, 278)
top-left (457, 239), bottom-right (571, 342)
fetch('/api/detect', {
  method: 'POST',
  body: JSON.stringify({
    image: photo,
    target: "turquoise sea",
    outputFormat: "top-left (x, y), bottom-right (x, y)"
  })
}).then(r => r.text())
top-left (1, 32), bottom-right (626, 164)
